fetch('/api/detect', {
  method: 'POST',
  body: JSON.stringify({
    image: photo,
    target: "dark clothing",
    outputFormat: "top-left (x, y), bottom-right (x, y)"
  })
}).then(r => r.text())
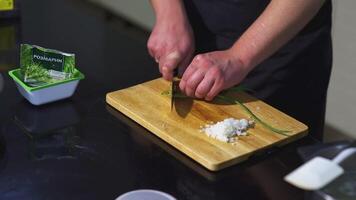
top-left (184, 0), bottom-right (333, 140)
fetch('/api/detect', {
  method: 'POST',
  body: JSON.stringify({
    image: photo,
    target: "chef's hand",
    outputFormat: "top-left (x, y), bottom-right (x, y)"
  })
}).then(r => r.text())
top-left (177, 0), bottom-right (327, 102)
top-left (147, 0), bottom-right (194, 81)
top-left (179, 50), bottom-right (250, 101)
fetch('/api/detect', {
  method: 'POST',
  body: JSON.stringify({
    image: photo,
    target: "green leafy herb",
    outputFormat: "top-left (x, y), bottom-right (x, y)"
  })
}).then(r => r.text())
top-left (20, 44), bottom-right (76, 86)
top-left (23, 63), bottom-right (52, 84)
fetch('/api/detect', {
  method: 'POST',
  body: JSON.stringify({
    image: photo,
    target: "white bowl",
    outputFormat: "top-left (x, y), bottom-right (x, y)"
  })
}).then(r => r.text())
top-left (116, 189), bottom-right (176, 200)
top-left (9, 68), bottom-right (84, 105)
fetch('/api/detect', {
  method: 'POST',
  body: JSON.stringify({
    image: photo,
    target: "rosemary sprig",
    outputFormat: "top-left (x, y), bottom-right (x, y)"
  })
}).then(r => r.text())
top-left (161, 86), bottom-right (290, 136)
top-left (24, 63), bottom-right (53, 84)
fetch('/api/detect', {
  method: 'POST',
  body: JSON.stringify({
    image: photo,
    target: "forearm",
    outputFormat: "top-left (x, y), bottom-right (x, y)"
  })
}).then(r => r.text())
top-left (231, 0), bottom-right (326, 71)
top-left (150, 0), bottom-right (189, 25)
top-left (148, 0), bottom-right (194, 80)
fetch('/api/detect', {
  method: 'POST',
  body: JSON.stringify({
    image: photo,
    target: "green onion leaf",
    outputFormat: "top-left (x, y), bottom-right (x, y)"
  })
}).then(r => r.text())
top-left (162, 86), bottom-right (291, 136)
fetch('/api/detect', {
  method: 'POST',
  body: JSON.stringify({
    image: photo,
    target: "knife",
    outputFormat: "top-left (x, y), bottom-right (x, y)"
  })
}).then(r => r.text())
top-left (170, 68), bottom-right (179, 111)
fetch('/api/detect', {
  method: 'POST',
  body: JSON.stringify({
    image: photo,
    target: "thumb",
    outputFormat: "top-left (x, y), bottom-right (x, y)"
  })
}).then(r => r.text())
top-left (160, 51), bottom-right (182, 81)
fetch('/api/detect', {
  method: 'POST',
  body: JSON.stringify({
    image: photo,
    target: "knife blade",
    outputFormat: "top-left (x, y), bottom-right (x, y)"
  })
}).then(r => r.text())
top-left (170, 68), bottom-right (179, 111)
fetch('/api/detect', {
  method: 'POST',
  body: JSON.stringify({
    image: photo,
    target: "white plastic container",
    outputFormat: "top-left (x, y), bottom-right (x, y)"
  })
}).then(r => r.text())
top-left (9, 68), bottom-right (84, 105)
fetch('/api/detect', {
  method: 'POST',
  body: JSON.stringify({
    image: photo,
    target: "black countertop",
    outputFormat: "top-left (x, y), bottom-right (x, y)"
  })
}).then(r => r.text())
top-left (0, 1), bottom-right (343, 199)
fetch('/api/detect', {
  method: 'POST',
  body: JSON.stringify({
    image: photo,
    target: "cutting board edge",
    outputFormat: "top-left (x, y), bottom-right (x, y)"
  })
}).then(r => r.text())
top-left (210, 128), bottom-right (308, 171)
top-left (106, 93), bottom-right (228, 170)
top-left (276, 129), bottom-right (308, 147)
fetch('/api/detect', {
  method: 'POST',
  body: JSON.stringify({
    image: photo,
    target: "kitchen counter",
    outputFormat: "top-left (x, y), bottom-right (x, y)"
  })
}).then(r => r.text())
top-left (0, 0), bottom-right (347, 199)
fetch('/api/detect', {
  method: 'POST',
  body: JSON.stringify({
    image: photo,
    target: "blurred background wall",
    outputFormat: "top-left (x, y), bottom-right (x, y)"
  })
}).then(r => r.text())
top-left (89, 0), bottom-right (356, 140)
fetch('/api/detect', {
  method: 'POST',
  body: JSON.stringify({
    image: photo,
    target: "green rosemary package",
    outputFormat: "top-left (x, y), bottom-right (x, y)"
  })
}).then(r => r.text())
top-left (20, 44), bottom-right (75, 86)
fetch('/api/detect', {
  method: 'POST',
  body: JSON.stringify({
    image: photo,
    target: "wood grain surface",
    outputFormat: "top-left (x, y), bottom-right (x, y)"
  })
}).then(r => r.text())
top-left (106, 78), bottom-right (308, 171)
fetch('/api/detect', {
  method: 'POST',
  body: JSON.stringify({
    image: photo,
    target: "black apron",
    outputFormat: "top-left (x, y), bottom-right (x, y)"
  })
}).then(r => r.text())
top-left (183, 0), bottom-right (332, 140)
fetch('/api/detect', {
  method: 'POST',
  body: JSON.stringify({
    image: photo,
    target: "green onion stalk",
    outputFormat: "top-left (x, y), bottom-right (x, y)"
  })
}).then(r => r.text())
top-left (161, 85), bottom-right (290, 136)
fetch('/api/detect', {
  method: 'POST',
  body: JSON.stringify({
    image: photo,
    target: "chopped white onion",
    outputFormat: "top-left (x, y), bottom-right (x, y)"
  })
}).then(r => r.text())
top-left (201, 118), bottom-right (254, 143)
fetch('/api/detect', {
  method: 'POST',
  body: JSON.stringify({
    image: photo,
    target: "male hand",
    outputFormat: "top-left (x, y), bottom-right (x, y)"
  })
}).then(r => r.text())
top-left (179, 50), bottom-right (249, 101)
top-left (147, 13), bottom-right (194, 80)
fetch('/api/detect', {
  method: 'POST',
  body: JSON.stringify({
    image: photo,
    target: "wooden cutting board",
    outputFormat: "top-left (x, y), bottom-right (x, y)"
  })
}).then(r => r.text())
top-left (106, 78), bottom-right (308, 171)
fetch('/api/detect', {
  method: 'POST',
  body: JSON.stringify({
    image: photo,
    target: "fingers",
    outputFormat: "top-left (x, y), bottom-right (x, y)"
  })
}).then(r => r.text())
top-left (180, 54), bottom-right (224, 101)
top-left (180, 54), bottom-right (208, 97)
top-left (147, 42), bottom-right (154, 58)
top-left (184, 69), bottom-right (205, 97)
top-left (179, 64), bottom-right (196, 91)
top-left (205, 79), bottom-right (223, 101)
top-left (195, 76), bottom-right (215, 99)
top-left (147, 37), bottom-right (166, 67)
top-left (179, 54), bottom-right (201, 93)
top-left (159, 51), bottom-right (181, 81)
top-left (147, 38), bottom-right (159, 61)
top-left (177, 54), bottom-right (193, 77)
top-left (186, 68), bottom-right (222, 101)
